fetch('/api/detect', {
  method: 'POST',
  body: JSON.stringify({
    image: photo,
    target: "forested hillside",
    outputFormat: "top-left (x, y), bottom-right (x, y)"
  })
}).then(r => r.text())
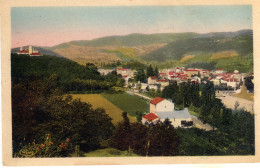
top-left (142, 34), bottom-right (253, 62)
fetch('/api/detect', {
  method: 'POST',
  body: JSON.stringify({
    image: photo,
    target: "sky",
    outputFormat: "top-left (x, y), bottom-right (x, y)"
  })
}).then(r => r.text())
top-left (11, 6), bottom-right (252, 48)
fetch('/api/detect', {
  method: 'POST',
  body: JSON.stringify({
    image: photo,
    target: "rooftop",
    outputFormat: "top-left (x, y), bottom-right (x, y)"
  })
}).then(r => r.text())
top-left (157, 108), bottom-right (190, 119)
top-left (150, 97), bottom-right (164, 105)
top-left (143, 113), bottom-right (158, 121)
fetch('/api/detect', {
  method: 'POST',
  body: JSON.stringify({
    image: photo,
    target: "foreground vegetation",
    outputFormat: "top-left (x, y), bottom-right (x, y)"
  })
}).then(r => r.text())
top-left (12, 53), bottom-right (254, 157)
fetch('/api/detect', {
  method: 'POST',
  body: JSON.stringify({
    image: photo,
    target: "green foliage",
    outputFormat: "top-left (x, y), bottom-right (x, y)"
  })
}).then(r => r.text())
top-left (245, 75), bottom-right (254, 93)
top-left (11, 54), bottom-right (105, 91)
top-left (110, 114), bottom-right (180, 156)
top-left (12, 77), bottom-right (115, 156)
top-left (102, 93), bottom-right (149, 117)
top-left (134, 69), bottom-right (146, 83)
top-left (143, 35), bottom-right (253, 62)
top-left (15, 134), bottom-right (73, 157)
top-left (84, 148), bottom-right (139, 157)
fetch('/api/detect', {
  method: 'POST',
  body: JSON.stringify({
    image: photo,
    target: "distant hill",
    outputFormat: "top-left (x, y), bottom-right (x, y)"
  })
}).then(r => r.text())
top-left (48, 32), bottom-right (198, 50)
top-left (142, 33), bottom-right (253, 62)
top-left (11, 46), bottom-right (62, 57)
top-left (194, 29), bottom-right (252, 39)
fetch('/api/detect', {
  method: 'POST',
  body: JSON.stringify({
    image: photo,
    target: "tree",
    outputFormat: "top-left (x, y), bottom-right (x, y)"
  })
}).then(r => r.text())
top-left (146, 120), bottom-right (179, 156)
top-left (154, 66), bottom-right (159, 77)
top-left (110, 112), bottom-right (132, 151)
top-left (134, 69), bottom-right (146, 83)
top-left (12, 76), bottom-right (115, 154)
top-left (245, 76), bottom-right (254, 93)
top-left (146, 64), bottom-right (154, 77)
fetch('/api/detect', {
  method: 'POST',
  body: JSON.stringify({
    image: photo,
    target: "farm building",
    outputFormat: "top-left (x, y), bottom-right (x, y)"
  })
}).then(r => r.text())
top-left (142, 97), bottom-right (192, 127)
top-left (149, 97), bottom-right (174, 113)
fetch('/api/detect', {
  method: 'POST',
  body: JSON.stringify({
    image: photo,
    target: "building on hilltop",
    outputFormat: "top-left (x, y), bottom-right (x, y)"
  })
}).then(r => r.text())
top-left (17, 46), bottom-right (42, 56)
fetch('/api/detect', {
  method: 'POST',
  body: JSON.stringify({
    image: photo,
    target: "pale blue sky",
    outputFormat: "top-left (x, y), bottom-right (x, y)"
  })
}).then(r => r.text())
top-left (11, 6), bottom-right (252, 47)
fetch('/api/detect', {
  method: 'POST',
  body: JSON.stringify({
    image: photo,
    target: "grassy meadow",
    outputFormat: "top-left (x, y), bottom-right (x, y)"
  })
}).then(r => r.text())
top-left (102, 93), bottom-right (149, 116)
top-left (71, 94), bottom-right (136, 125)
top-left (84, 148), bottom-right (139, 157)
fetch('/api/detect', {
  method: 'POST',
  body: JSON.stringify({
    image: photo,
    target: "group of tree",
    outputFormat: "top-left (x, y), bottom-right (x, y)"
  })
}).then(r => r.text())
top-left (161, 80), bottom-right (254, 155)
top-left (12, 75), bottom-right (115, 157)
top-left (245, 75), bottom-right (254, 93)
top-left (11, 54), bottom-right (125, 93)
top-left (109, 112), bottom-right (179, 156)
top-left (146, 64), bottom-right (159, 77)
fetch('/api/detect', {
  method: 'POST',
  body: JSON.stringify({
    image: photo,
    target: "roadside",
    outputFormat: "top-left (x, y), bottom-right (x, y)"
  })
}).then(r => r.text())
top-left (191, 115), bottom-right (213, 131)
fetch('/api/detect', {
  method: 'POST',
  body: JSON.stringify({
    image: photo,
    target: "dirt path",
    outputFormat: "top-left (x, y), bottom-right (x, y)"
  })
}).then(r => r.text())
top-left (219, 95), bottom-right (254, 113)
top-left (191, 116), bottom-right (213, 131)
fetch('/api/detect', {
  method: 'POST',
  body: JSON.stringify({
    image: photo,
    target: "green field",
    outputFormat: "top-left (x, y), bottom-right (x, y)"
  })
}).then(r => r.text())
top-left (71, 94), bottom-right (137, 125)
top-left (102, 93), bottom-right (149, 116)
top-left (84, 148), bottom-right (139, 157)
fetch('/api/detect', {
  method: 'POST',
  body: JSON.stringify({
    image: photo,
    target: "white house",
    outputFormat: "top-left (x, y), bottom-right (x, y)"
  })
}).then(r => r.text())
top-left (156, 108), bottom-right (192, 128)
top-left (148, 76), bottom-right (158, 85)
top-left (142, 97), bottom-right (192, 128)
top-left (149, 97), bottom-right (174, 113)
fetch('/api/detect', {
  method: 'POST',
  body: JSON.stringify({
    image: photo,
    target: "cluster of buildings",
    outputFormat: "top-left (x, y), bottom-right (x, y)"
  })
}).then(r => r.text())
top-left (142, 97), bottom-right (192, 128)
top-left (142, 67), bottom-right (244, 91)
top-left (98, 66), bottom-right (244, 91)
top-left (17, 46), bottom-right (42, 56)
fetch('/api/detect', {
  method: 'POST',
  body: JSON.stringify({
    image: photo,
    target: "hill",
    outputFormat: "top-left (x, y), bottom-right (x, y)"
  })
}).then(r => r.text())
top-left (142, 33), bottom-right (253, 62)
top-left (49, 32), bottom-right (198, 49)
top-left (44, 32), bottom-right (197, 65)
top-left (11, 53), bottom-right (103, 86)
top-left (194, 29), bottom-right (252, 39)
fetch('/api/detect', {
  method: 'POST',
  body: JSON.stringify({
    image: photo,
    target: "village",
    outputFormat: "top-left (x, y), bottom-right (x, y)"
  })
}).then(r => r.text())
top-left (97, 66), bottom-right (249, 130)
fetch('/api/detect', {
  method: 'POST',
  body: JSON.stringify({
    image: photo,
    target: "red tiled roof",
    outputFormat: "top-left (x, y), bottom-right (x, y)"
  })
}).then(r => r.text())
top-left (18, 50), bottom-right (29, 54)
top-left (30, 52), bottom-right (41, 56)
top-left (184, 69), bottom-right (199, 71)
top-left (117, 68), bottom-right (129, 71)
top-left (122, 75), bottom-right (128, 78)
top-left (150, 97), bottom-right (164, 105)
top-left (169, 71), bottom-right (175, 75)
top-left (143, 113), bottom-right (158, 121)
top-left (156, 79), bottom-right (167, 82)
top-left (150, 76), bottom-right (157, 79)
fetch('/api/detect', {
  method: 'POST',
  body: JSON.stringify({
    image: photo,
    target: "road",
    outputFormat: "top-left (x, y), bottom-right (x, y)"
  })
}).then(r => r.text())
top-left (125, 90), bottom-right (152, 101)
top-left (191, 115), bottom-right (213, 131)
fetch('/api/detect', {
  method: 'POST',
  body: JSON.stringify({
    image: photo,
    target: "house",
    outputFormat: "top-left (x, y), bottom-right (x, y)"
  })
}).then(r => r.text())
top-left (156, 108), bottom-right (192, 128)
top-left (183, 69), bottom-right (199, 77)
top-left (215, 69), bottom-right (224, 74)
top-left (141, 113), bottom-right (159, 123)
top-left (141, 83), bottom-right (148, 90)
top-left (117, 68), bottom-right (134, 78)
top-left (142, 97), bottom-right (192, 127)
top-left (149, 97), bottom-right (174, 113)
top-left (148, 76), bottom-right (158, 85)
top-left (156, 79), bottom-right (169, 87)
top-left (148, 84), bottom-right (159, 90)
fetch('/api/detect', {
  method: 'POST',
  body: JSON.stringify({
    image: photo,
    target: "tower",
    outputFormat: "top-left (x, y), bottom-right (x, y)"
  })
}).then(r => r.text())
top-left (29, 46), bottom-right (33, 54)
